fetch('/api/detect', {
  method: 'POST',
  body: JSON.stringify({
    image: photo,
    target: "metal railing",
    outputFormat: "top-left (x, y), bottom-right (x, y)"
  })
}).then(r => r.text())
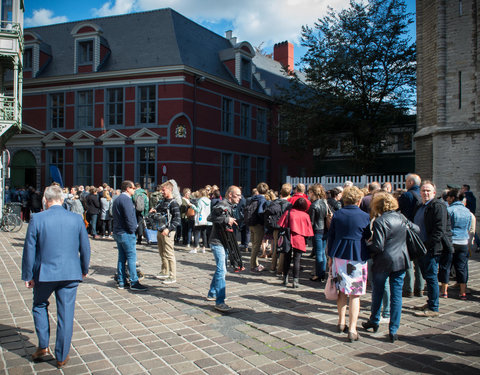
top-left (0, 95), bottom-right (18, 122)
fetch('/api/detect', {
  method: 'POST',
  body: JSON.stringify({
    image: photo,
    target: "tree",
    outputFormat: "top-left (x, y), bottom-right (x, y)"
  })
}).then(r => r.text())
top-left (276, 0), bottom-right (416, 173)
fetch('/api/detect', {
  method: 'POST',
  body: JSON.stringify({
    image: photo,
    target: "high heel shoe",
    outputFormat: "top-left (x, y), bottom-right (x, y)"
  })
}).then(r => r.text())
top-left (362, 321), bottom-right (379, 333)
top-left (388, 333), bottom-right (398, 343)
top-left (336, 324), bottom-right (349, 333)
top-left (348, 331), bottom-right (360, 342)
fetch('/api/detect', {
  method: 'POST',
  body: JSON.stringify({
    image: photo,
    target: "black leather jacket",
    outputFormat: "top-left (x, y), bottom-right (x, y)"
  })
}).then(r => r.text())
top-left (367, 211), bottom-right (419, 273)
top-left (413, 198), bottom-right (453, 256)
top-left (309, 199), bottom-right (328, 233)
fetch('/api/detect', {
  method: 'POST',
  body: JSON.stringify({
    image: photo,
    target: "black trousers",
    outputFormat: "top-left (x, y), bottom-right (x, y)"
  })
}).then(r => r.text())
top-left (136, 213), bottom-right (144, 243)
top-left (283, 248), bottom-right (302, 279)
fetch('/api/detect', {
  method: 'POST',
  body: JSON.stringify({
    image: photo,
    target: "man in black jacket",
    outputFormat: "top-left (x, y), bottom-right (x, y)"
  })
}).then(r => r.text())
top-left (399, 173), bottom-right (424, 297)
top-left (206, 185), bottom-right (242, 312)
top-left (413, 181), bottom-right (453, 317)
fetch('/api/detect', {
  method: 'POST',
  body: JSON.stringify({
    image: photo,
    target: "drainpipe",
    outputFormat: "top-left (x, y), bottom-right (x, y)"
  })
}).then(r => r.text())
top-left (192, 75), bottom-right (205, 190)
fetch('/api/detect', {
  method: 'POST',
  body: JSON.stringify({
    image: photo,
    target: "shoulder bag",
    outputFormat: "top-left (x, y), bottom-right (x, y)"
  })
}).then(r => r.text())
top-left (276, 210), bottom-right (291, 253)
top-left (403, 216), bottom-right (427, 260)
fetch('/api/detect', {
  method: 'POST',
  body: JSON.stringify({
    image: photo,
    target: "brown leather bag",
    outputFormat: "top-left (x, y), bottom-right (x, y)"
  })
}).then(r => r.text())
top-left (187, 207), bottom-right (195, 218)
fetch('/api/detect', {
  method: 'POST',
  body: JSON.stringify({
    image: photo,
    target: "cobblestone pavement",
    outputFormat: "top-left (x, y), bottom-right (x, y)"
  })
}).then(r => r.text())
top-left (1, 227), bottom-right (480, 374)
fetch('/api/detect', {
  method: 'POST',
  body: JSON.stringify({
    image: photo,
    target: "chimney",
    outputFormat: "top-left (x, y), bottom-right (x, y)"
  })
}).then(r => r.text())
top-left (273, 41), bottom-right (294, 72)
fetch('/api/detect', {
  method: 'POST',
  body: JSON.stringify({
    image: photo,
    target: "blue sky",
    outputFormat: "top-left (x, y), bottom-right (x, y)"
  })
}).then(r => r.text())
top-left (23, 0), bottom-right (416, 66)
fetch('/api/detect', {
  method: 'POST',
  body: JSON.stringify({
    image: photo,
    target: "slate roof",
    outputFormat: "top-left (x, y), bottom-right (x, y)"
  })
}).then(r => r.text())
top-left (25, 8), bottom-right (294, 97)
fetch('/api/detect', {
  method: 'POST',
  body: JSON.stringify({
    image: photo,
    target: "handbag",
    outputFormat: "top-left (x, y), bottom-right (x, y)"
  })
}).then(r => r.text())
top-left (405, 225), bottom-right (427, 260)
top-left (277, 210), bottom-right (291, 253)
top-left (324, 270), bottom-right (338, 300)
top-left (325, 203), bottom-right (333, 230)
top-left (187, 207), bottom-right (195, 218)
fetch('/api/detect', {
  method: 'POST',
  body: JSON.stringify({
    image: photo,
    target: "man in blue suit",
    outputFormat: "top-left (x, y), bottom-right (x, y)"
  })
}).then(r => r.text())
top-left (22, 185), bottom-right (90, 369)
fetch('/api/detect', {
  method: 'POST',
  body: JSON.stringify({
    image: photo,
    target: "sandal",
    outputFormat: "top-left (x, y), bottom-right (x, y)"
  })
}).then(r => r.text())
top-left (440, 293), bottom-right (448, 299)
top-left (460, 293), bottom-right (467, 300)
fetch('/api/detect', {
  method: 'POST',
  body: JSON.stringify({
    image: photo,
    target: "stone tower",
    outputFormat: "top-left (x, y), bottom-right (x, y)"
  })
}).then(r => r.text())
top-left (415, 0), bottom-right (480, 198)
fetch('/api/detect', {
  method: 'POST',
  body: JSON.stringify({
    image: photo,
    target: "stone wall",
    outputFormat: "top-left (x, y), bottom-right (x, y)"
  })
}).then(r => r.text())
top-left (416, 0), bottom-right (480, 206)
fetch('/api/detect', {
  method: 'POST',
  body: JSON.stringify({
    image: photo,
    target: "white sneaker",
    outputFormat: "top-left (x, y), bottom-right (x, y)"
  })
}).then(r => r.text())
top-left (379, 317), bottom-right (390, 324)
top-left (215, 303), bottom-right (232, 313)
top-left (187, 244), bottom-right (191, 248)
top-left (156, 273), bottom-right (169, 279)
top-left (189, 249), bottom-right (197, 254)
top-left (163, 278), bottom-right (177, 285)
top-left (200, 247), bottom-right (206, 253)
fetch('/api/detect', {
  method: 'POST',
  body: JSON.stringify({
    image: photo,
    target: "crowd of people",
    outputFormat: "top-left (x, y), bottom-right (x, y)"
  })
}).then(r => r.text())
top-left (18, 174), bottom-right (478, 366)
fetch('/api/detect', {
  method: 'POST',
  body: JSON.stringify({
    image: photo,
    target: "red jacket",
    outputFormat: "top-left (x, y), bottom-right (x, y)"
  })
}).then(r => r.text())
top-left (278, 208), bottom-right (314, 252)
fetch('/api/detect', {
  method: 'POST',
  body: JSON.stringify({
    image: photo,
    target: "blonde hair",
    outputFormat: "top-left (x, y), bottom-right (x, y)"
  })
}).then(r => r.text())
top-left (370, 192), bottom-right (399, 218)
top-left (342, 186), bottom-right (364, 206)
top-left (103, 191), bottom-right (111, 201)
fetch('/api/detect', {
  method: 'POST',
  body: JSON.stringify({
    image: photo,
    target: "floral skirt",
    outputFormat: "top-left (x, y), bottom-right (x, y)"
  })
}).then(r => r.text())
top-left (332, 257), bottom-right (368, 296)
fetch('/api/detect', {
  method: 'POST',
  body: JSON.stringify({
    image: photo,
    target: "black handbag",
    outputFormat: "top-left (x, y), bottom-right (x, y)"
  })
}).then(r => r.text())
top-left (277, 210), bottom-right (291, 253)
top-left (405, 224), bottom-right (427, 260)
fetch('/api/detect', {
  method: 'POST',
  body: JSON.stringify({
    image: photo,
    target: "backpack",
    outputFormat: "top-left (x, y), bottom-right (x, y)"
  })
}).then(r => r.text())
top-left (134, 193), bottom-right (145, 213)
top-left (264, 199), bottom-right (286, 231)
top-left (244, 199), bottom-right (260, 226)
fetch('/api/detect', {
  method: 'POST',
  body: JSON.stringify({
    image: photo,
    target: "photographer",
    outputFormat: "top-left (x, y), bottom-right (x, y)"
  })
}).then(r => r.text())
top-left (150, 181), bottom-right (181, 285)
top-left (206, 185), bottom-right (242, 312)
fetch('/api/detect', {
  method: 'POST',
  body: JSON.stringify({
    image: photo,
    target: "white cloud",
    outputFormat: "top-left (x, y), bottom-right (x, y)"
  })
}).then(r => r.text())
top-left (93, 0), bottom-right (349, 47)
top-left (92, 0), bottom-right (136, 17)
top-left (25, 8), bottom-right (68, 27)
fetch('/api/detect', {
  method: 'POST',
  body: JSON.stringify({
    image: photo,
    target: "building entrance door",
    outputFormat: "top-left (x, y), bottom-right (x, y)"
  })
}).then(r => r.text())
top-left (10, 150), bottom-right (36, 188)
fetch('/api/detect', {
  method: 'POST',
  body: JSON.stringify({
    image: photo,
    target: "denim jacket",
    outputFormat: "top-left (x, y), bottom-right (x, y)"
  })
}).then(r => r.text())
top-left (447, 201), bottom-right (471, 242)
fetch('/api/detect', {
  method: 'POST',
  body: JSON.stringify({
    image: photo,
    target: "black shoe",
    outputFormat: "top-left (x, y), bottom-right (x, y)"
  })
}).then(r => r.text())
top-left (362, 321), bottom-right (379, 333)
top-left (336, 324), bottom-right (349, 333)
top-left (130, 282), bottom-right (147, 291)
top-left (388, 333), bottom-right (398, 343)
top-left (282, 276), bottom-right (288, 286)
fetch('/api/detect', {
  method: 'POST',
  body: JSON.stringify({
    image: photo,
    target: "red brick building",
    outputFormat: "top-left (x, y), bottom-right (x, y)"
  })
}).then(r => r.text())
top-left (7, 8), bottom-right (311, 192)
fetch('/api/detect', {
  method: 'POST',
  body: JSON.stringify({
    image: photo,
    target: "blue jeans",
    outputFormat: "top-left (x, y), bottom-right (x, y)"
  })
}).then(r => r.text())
top-left (382, 278), bottom-right (390, 318)
top-left (208, 244), bottom-right (228, 304)
top-left (114, 232), bottom-right (138, 285)
top-left (314, 233), bottom-right (326, 279)
top-left (369, 270), bottom-right (405, 335)
top-left (419, 254), bottom-right (440, 311)
top-left (88, 214), bottom-right (98, 236)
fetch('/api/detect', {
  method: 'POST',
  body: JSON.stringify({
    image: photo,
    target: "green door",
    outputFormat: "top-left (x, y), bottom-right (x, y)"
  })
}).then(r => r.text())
top-left (10, 150), bottom-right (36, 188)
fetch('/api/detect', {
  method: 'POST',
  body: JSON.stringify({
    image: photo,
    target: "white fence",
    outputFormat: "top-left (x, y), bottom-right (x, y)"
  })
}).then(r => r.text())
top-left (286, 174), bottom-right (407, 191)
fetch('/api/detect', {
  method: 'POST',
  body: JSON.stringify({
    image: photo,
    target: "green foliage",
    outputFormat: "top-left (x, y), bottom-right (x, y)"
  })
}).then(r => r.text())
top-left (276, 0), bottom-right (416, 173)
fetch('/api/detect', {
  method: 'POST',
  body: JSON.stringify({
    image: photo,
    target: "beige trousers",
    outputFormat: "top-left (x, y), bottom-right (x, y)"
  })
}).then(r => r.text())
top-left (157, 231), bottom-right (176, 279)
top-left (249, 224), bottom-right (265, 268)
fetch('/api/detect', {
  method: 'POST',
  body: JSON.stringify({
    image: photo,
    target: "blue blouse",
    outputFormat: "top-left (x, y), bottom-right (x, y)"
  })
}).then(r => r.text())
top-left (327, 205), bottom-right (370, 261)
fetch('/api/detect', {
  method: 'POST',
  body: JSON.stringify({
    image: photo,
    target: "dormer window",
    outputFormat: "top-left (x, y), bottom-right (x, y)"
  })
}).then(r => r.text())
top-left (241, 58), bottom-right (251, 82)
top-left (78, 40), bottom-right (93, 64)
top-left (71, 22), bottom-right (110, 74)
top-left (24, 32), bottom-right (52, 78)
top-left (24, 47), bottom-right (32, 70)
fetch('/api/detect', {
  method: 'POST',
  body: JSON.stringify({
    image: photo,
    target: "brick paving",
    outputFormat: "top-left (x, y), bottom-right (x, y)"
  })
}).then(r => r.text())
top-left (1, 227), bottom-right (479, 374)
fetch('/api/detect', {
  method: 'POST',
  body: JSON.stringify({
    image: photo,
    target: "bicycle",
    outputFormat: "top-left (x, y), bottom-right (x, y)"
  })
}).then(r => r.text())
top-left (1, 204), bottom-right (23, 232)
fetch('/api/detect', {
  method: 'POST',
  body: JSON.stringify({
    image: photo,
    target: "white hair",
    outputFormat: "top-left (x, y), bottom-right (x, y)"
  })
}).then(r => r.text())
top-left (44, 185), bottom-right (64, 202)
top-left (343, 181), bottom-right (354, 188)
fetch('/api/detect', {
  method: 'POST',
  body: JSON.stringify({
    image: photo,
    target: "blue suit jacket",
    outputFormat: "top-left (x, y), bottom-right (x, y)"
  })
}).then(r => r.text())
top-left (327, 205), bottom-right (370, 261)
top-left (22, 205), bottom-right (91, 282)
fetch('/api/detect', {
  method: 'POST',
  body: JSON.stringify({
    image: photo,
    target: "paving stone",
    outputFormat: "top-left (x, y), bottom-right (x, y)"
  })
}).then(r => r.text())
top-left (2, 229), bottom-right (480, 375)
